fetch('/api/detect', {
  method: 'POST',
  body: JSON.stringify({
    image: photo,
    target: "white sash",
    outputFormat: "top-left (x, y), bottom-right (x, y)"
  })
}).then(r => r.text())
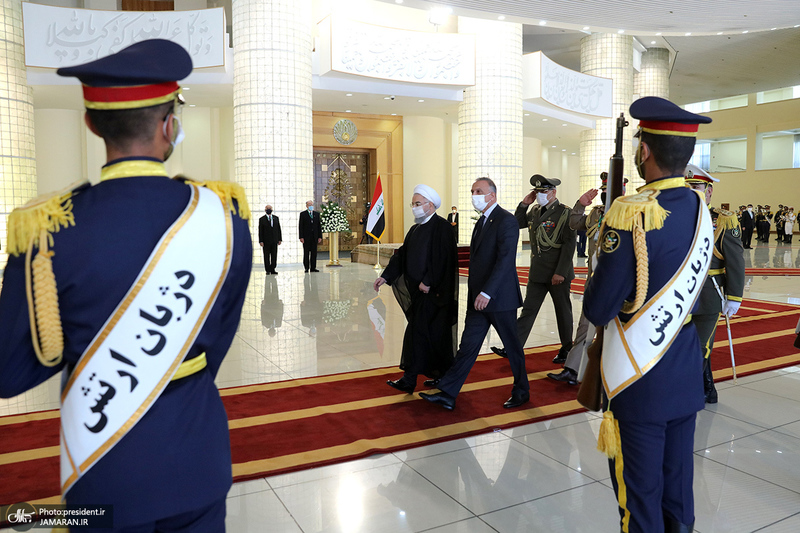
top-left (601, 191), bottom-right (713, 399)
top-left (59, 185), bottom-right (233, 495)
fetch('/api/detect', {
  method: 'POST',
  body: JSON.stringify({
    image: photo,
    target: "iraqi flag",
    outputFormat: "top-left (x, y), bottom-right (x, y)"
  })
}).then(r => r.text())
top-left (365, 173), bottom-right (386, 241)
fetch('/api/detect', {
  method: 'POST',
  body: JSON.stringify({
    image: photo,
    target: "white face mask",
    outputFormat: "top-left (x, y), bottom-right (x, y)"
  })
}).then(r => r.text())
top-left (308, 205), bottom-right (313, 211)
top-left (748, 208), bottom-right (753, 213)
top-left (472, 194), bottom-right (489, 212)
top-left (411, 205), bottom-right (428, 220)
top-left (536, 192), bottom-right (550, 206)
top-left (162, 114), bottom-right (185, 161)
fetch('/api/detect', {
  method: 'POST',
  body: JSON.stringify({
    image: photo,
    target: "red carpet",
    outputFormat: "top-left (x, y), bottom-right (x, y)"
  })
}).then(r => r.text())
top-left (1, 299), bottom-right (799, 508)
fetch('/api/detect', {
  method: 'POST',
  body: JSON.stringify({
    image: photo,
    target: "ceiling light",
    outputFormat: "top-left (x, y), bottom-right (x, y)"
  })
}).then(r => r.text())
top-left (188, 104), bottom-right (196, 107)
top-left (742, 30), bottom-right (749, 33)
top-left (346, 93), bottom-right (353, 97)
top-left (551, 145), bottom-right (557, 148)
top-left (391, 113), bottom-right (397, 116)
top-left (651, 41), bottom-right (656, 44)
top-left (429, 6), bottom-right (451, 26)
top-left (717, 32), bottom-right (723, 35)
top-left (685, 32), bottom-right (691, 36)
top-left (562, 123), bottom-right (567, 127)
top-left (395, 0), bottom-right (403, 3)
top-left (562, 149), bottom-right (566, 152)
top-left (183, 87), bottom-right (190, 90)
top-left (542, 118), bottom-right (548, 122)
top-left (384, 96), bottom-right (391, 99)
top-left (524, 113), bottom-right (530, 116)
top-left (345, 110), bottom-right (352, 113)
top-left (795, 25), bottom-right (800, 28)
top-left (498, 15), bottom-right (505, 20)
top-left (583, 26), bottom-right (590, 30)
top-left (571, 153), bottom-right (576, 155)
top-left (617, 29), bottom-right (625, 34)
top-left (771, 28), bottom-right (777, 30)
top-left (656, 32), bottom-right (662, 36)
top-left (418, 99), bottom-right (424, 102)
top-left (539, 20), bottom-right (547, 26)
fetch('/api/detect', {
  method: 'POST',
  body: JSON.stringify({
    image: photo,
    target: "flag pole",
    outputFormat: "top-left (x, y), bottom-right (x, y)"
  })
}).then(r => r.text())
top-left (374, 239), bottom-right (381, 269)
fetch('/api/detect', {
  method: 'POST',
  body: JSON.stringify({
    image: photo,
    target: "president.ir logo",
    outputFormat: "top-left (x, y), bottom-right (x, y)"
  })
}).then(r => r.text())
top-left (4, 502), bottom-right (37, 531)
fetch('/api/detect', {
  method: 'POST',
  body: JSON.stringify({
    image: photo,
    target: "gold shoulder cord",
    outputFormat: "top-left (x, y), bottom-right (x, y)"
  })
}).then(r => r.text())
top-left (25, 230), bottom-right (64, 367)
top-left (621, 213), bottom-right (649, 314)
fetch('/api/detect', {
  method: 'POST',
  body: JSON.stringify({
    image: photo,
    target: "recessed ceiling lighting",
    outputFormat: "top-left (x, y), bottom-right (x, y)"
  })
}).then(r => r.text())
top-left (651, 40), bottom-right (656, 44)
top-left (391, 113), bottom-right (397, 116)
top-left (183, 87), bottom-right (190, 90)
top-left (685, 32), bottom-right (691, 36)
top-left (542, 118), bottom-right (548, 122)
top-left (551, 145), bottom-right (557, 148)
top-left (395, 0), bottom-right (403, 3)
top-left (795, 25), bottom-right (800, 28)
top-left (583, 26), bottom-right (590, 30)
top-left (498, 15), bottom-right (505, 20)
top-left (384, 96), bottom-right (391, 100)
top-left (561, 123), bottom-right (567, 126)
top-left (742, 30), bottom-right (749, 33)
top-left (345, 110), bottom-right (352, 113)
top-left (561, 149), bottom-right (566, 152)
top-left (524, 113), bottom-right (530, 116)
top-left (717, 31), bottom-right (723, 35)
top-left (188, 104), bottom-right (196, 107)
top-left (571, 153), bottom-right (576, 155)
top-left (346, 93), bottom-right (353, 97)
top-left (539, 20), bottom-right (547, 26)
top-left (656, 32), bottom-right (662, 36)
top-left (771, 28), bottom-right (777, 30)
top-left (418, 99), bottom-right (425, 102)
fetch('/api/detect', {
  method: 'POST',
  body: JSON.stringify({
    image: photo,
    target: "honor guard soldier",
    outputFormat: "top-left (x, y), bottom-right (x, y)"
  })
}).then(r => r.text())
top-left (685, 165), bottom-right (745, 404)
top-left (491, 175), bottom-right (575, 364)
top-left (548, 173), bottom-right (627, 386)
top-left (583, 96), bottom-right (714, 533)
top-left (0, 40), bottom-right (253, 531)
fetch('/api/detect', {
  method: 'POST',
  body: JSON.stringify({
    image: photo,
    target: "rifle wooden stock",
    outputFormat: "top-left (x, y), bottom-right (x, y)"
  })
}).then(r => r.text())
top-left (577, 326), bottom-right (604, 411)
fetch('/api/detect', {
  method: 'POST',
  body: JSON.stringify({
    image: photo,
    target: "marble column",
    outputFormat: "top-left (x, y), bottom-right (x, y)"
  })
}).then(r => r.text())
top-left (457, 18), bottom-right (523, 245)
top-left (232, 0), bottom-right (313, 266)
top-left (579, 33), bottom-right (636, 194)
top-left (634, 47), bottom-right (670, 100)
top-left (0, 0), bottom-right (37, 265)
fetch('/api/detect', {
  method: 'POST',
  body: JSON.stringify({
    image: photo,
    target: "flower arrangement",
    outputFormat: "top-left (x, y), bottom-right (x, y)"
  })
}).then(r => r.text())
top-left (320, 201), bottom-right (350, 233)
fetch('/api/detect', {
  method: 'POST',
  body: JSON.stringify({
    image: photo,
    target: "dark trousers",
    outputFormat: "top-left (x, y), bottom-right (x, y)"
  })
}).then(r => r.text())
top-left (437, 308), bottom-right (529, 398)
top-left (517, 280), bottom-right (573, 350)
top-left (262, 243), bottom-right (278, 273)
top-left (77, 497), bottom-right (225, 533)
top-left (692, 312), bottom-right (719, 361)
top-left (609, 414), bottom-right (697, 533)
top-left (741, 226), bottom-right (753, 248)
top-left (576, 230), bottom-right (587, 256)
top-left (303, 241), bottom-right (317, 271)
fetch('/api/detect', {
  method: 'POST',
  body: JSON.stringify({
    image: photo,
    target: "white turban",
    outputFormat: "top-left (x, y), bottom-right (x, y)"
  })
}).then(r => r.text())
top-left (413, 184), bottom-right (441, 209)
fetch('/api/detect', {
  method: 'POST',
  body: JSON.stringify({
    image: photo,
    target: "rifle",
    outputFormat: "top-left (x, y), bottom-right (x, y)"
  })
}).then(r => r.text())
top-left (577, 113), bottom-right (629, 411)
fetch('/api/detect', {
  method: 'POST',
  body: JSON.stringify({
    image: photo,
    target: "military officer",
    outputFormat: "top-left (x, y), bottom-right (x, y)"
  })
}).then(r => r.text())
top-left (685, 165), bottom-right (745, 404)
top-left (491, 175), bottom-right (576, 364)
top-left (548, 173), bottom-right (627, 386)
top-left (0, 40), bottom-right (252, 531)
top-left (583, 96), bottom-right (713, 533)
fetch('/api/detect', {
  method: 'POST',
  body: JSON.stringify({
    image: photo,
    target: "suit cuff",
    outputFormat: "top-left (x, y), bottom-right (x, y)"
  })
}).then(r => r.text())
top-left (479, 292), bottom-right (491, 300)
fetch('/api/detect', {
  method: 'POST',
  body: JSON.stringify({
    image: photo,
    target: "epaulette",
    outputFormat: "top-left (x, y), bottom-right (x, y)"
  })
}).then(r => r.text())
top-left (603, 190), bottom-right (669, 232)
top-left (6, 180), bottom-right (90, 256)
top-left (173, 176), bottom-right (251, 221)
top-left (712, 207), bottom-right (740, 231)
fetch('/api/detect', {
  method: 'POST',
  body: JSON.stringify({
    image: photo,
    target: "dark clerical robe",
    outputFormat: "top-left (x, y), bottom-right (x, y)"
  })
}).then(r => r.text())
top-left (381, 213), bottom-right (458, 381)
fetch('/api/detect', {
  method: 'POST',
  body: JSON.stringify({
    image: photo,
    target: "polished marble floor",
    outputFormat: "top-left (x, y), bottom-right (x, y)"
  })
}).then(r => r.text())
top-left (2, 237), bottom-right (800, 532)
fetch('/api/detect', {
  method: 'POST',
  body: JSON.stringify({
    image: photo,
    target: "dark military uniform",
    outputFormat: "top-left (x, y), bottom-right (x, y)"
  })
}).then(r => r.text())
top-left (513, 176), bottom-right (575, 359)
top-left (583, 96), bottom-right (713, 533)
top-left (692, 207), bottom-right (745, 403)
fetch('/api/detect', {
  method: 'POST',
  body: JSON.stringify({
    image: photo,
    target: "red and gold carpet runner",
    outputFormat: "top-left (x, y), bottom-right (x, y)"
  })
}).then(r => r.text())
top-left (1, 298), bottom-right (799, 507)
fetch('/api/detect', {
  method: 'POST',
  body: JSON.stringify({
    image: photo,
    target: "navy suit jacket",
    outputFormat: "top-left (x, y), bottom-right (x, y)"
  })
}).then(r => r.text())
top-left (468, 205), bottom-right (523, 313)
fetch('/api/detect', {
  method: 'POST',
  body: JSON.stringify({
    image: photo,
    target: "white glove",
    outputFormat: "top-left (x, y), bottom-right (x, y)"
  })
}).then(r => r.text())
top-left (723, 300), bottom-right (741, 317)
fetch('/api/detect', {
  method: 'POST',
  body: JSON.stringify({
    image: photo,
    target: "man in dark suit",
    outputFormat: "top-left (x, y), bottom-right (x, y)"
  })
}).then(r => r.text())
top-left (259, 204), bottom-right (282, 274)
top-left (419, 177), bottom-right (529, 410)
top-left (299, 200), bottom-right (322, 272)
top-left (741, 203), bottom-right (755, 248)
top-left (447, 205), bottom-right (459, 243)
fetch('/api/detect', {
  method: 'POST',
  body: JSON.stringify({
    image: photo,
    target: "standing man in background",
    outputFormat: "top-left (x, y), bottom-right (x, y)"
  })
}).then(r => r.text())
top-left (299, 200), bottom-right (322, 272)
top-left (685, 165), bottom-right (744, 404)
top-left (741, 204), bottom-right (755, 249)
top-left (259, 204), bottom-right (282, 275)
top-left (447, 205), bottom-right (460, 243)
top-left (491, 175), bottom-right (575, 365)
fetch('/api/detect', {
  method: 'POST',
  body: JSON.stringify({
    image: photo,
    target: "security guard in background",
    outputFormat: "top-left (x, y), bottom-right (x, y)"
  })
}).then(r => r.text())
top-left (0, 40), bottom-right (252, 531)
top-left (491, 175), bottom-right (575, 364)
top-left (583, 96), bottom-right (713, 533)
top-left (685, 165), bottom-right (745, 404)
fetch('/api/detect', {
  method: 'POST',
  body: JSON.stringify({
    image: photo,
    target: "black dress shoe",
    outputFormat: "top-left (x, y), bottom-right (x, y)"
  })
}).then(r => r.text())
top-left (547, 367), bottom-right (578, 386)
top-left (419, 391), bottom-right (456, 410)
top-left (491, 346), bottom-right (508, 358)
top-left (503, 391), bottom-right (530, 409)
top-left (311, 269), bottom-right (320, 272)
top-left (423, 378), bottom-right (440, 387)
top-left (387, 379), bottom-right (415, 394)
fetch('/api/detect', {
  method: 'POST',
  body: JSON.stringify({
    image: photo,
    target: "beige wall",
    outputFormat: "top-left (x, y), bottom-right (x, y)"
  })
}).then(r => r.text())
top-left (34, 109), bottom-right (84, 193)
top-left (698, 95), bottom-right (800, 213)
top-left (402, 116), bottom-right (448, 233)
